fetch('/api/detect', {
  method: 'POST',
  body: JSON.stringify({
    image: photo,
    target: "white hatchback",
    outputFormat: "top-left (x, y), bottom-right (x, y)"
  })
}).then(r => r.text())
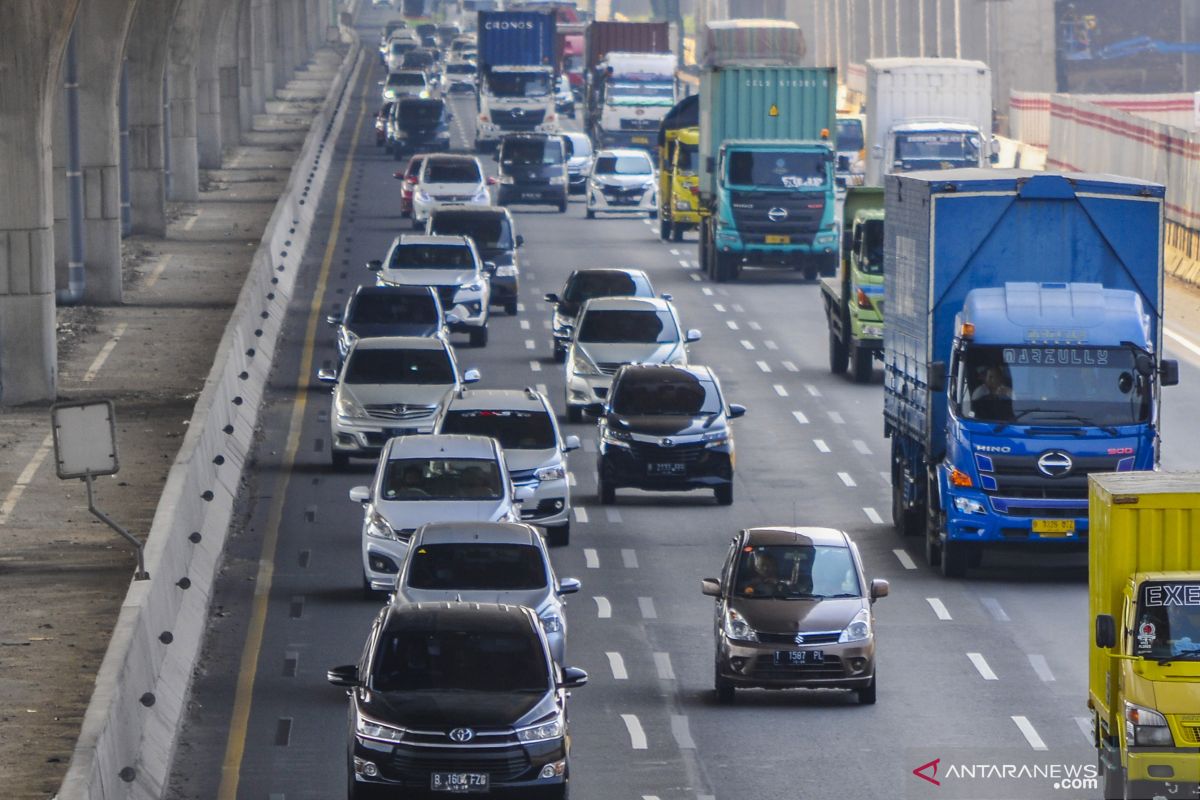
top-left (586, 148), bottom-right (658, 218)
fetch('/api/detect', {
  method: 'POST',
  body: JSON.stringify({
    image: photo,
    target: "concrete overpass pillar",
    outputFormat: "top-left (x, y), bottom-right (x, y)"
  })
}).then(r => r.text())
top-left (307, 0), bottom-right (323, 55)
top-left (274, 0), bottom-right (298, 88)
top-left (198, 0), bottom-right (243, 168)
top-left (167, 60), bottom-right (199, 201)
top-left (238, 0), bottom-right (255, 130)
top-left (0, 0), bottom-right (80, 404)
top-left (251, 0), bottom-right (276, 108)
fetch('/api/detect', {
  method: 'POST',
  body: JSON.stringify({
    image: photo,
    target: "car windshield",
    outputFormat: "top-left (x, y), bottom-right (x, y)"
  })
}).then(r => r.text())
top-left (1133, 582), bottom-right (1200, 660)
top-left (387, 72), bottom-right (425, 87)
top-left (371, 628), bottom-right (546, 692)
top-left (735, 544), bottom-right (861, 599)
top-left (503, 139), bottom-right (563, 165)
top-left (430, 216), bottom-right (513, 249)
top-left (611, 374), bottom-right (721, 416)
top-left (406, 543), bottom-right (548, 591)
top-left (382, 457), bottom-right (503, 501)
top-left (402, 51), bottom-right (434, 68)
top-left (954, 345), bottom-right (1152, 426)
top-left (727, 150), bottom-right (827, 189)
top-left (440, 409), bottom-right (557, 450)
top-left (424, 160), bottom-right (481, 183)
top-left (837, 118), bottom-right (864, 151)
top-left (894, 131), bottom-right (980, 168)
top-left (399, 101), bottom-right (444, 125)
top-left (487, 71), bottom-right (551, 97)
top-left (577, 309), bottom-right (678, 344)
top-left (344, 348), bottom-right (455, 384)
top-left (563, 271), bottom-right (647, 303)
top-left (856, 218), bottom-right (884, 275)
top-left (563, 135), bottom-right (592, 158)
top-left (348, 292), bottom-right (439, 325)
top-left (447, 63), bottom-right (476, 75)
top-left (390, 41), bottom-right (416, 55)
top-left (389, 244), bottom-right (475, 269)
top-left (594, 154), bottom-right (651, 175)
top-left (675, 142), bottom-right (697, 174)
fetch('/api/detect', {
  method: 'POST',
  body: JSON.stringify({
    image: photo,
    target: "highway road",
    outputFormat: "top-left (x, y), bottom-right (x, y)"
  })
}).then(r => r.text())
top-left (166, 12), bottom-right (1200, 800)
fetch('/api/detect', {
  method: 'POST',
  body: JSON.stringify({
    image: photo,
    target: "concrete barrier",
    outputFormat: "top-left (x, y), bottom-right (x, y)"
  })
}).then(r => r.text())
top-left (55, 39), bottom-right (364, 800)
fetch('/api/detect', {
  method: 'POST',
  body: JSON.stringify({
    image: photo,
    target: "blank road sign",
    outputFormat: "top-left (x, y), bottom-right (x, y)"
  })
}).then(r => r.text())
top-left (51, 400), bottom-right (119, 479)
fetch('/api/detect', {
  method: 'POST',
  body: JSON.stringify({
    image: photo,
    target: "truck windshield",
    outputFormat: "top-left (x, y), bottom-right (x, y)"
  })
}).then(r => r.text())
top-left (837, 118), bottom-right (864, 152)
top-left (1132, 581), bottom-right (1200, 660)
top-left (954, 345), bottom-right (1152, 426)
top-left (727, 151), bottom-right (828, 189)
top-left (609, 81), bottom-right (675, 100)
top-left (893, 131), bottom-right (980, 171)
top-left (675, 143), bottom-right (698, 175)
top-left (487, 71), bottom-right (551, 97)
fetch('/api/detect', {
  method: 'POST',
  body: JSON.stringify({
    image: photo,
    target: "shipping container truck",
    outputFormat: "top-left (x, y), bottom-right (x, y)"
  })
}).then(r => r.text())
top-left (884, 170), bottom-right (1180, 577)
top-left (820, 186), bottom-right (884, 382)
top-left (1088, 472), bottom-right (1200, 800)
top-left (475, 11), bottom-right (560, 151)
top-left (555, 23), bottom-right (587, 93)
top-left (656, 93), bottom-right (700, 242)
top-left (583, 22), bottom-right (674, 149)
top-left (865, 58), bottom-right (995, 186)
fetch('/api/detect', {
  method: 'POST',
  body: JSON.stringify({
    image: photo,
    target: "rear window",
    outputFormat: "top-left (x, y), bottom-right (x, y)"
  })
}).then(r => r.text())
top-left (429, 215), bottom-right (512, 249)
top-left (406, 543), bottom-right (547, 591)
top-left (502, 138), bottom-right (564, 165)
top-left (389, 244), bottom-right (475, 269)
top-left (440, 409), bottom-right (556, 450)
top-left (348, 291), bottom-right (439, 325)
top-left (399, 101), bottom-right (444, 124)
top-left (564, 271), bottom-right (647, 303)
top-left (387, 72), bottom-right (425, 87)
top-left (402, 51), bottom-right (435, 68)
top-left (343, 347), bottom-right (455, 384)
top-left (424, 160), bottom-right (482, 184)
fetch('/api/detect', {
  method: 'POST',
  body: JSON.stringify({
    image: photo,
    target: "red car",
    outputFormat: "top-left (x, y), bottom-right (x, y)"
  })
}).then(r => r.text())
top-left (394, 153), bottom-right (430, 218)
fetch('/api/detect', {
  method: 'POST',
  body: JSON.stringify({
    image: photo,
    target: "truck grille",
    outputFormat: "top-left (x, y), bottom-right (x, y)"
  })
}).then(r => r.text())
top-left (627, 440), bottom-right (708, 463)
top-left (491, 108), bottom-right (545, 129)
top-left (728, 190), bottom-right (825, 242)
top-left (976, 453), bottom-right (1127, 502)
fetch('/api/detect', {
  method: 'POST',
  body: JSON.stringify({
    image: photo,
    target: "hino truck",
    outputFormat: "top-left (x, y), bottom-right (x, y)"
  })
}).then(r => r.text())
top-left (865, 58), bottom-right (994, 186)
top-left (1088, 472), bottom-right (1200, 800)
top-left (820, 186), bottom-right (884, 382)
top-left (583, 21), bottom-right (674, 150)
top-left (475, 10), bottom-right (560, 151)
top-left (884, 170), bottom-right (1179, 577)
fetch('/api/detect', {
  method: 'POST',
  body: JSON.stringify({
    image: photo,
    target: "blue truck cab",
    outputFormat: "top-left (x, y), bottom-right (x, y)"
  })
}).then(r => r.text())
top-left (884, 170), bottom-right (1179, 577)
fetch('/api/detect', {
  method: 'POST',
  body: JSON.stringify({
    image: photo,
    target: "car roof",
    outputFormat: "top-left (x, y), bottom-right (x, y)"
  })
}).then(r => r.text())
top-left (414, 521), bottom-right (541, 546)
top-left (741, 527), bottom-right (851, 548)
top-left (424, 154), bottom-right (480, 165)
top-left (383, 601), bottom-right (538, 634)
top-left (430, 207), bottom-right (510, 224)
top-left (581, 295), bottom-right (670, 312)
top-left (353, 284), bottom-right (435, 298)
top-left (394, 234), bottom-right (473, 247)
top-left (386, 433), bottom-right (500, 460)
top-left (596, 148), bottom-right (653, 159)
top-left (352, 335), bottom-right (448, 351)
top-left (445, 387), bottom-right (548, 413)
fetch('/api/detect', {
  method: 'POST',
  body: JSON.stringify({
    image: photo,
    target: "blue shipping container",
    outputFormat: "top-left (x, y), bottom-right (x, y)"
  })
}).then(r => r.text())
top-left (477, 11), bottom-right (556, 68)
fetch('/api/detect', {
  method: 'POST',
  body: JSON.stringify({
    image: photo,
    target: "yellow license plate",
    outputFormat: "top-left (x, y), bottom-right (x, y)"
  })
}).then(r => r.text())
top-left (764, 234), bottom-right (791, 244)
top-left (1032, 519), bottom-right (1075, 535)
top-left (631, 136), bottom-right (649, 144)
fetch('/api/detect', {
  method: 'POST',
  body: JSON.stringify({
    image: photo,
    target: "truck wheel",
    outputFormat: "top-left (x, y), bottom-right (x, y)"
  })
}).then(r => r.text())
top-left (714, 252), bottom-right (737, 283)
top-left (924, 530), bottom-right (942, 567)
top-left (546, 522), bottom-right (570, 548)
top-left (672, 226), bottom-right (684, 242)
top-left (1098, 753), bottom-right (1123, 800)
top-left (828, 327), bottom-right (849, 374)
top-left (659, 218), bottom-right (671, 241)
top-left (940, 540), bottom-right (970, 578)
top-left (851, 345), bottom-right (873, 383)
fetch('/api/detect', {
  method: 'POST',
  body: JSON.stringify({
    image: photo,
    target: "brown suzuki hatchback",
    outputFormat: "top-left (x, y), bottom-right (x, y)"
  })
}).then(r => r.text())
top-left (701, 527), bottom-right (888, 704)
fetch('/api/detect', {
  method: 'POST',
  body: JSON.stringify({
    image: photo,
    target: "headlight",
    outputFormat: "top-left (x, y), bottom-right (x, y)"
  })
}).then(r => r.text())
top-left (415, 190), bottom-right (431, 202)
top-left (499, 175), bottom-right (515, 184)
top-left (601, 428), bottom-right (631, 447)
top-left (473, 188), bottom-right (490, 202)
top-left (723, 608), bottom-right (758, 642)
top-left (571, 351), bottom-right (602, 377)
top-left (336, 392), bottom-right (365, 419)
top-left (553, 312), bottom-right (573, 332)
top-left (1125, 703), bottom-right (1173, 747)
top-left (494, 265), bottom-right (517, 277)
top-left (838, 608), bottom-right (872, 643)
top-left (339, 329), bottom-right (358, 351)
top-left (702, 430), bottom-right (729, 448)
top-left (461, 281), bottom-right (483, 293)
top-left (953, 496), bottom-right (987, 515)
top-left (549, 175), bottom-right (566, 185)
top-left (365, 510), bottom-right (395, 540)
top-left (419, 90), bottom-right (430, 99)
top-left (356, 712), bottom-right (405, 742)
top-left (539, 612), bottom-right (564, 633)
top-left (536, 465), bottom-right (566, 482)
top-left (517, 714), bottom-right (564, 743)
top-left (675, 199), bottom-right (691, 210)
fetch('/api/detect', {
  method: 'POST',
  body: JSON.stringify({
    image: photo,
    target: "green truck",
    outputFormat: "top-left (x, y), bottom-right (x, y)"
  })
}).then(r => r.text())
top-left (820, 186), bottom-right (883, 382)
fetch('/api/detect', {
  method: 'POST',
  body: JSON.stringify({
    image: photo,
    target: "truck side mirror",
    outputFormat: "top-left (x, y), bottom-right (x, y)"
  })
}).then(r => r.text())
top-left (1095, 614), bottom-right (1116, 649)
top-left (928, 361), bottom-right (947, 392)
top-left (1160, 358), bottom-right (1180, 387)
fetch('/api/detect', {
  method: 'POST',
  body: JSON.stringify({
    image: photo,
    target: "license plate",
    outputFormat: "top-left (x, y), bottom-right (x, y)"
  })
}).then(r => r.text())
top-left (431, 772), bottom-right (489, 793)
top-left (648, 462), bottom-right (686, 476)
top-left (764, 234), bottom-right (791, 244)
top-left (631, 136), bottom-right (649, 144)
top-left (389, 428), bottom-right (415, 437)
top-left (1032, 519), bottom-right (1075, 535)
top-left (774, 649), bottom-right (824, 665)
top-left (521, 192), bottom-right (543, 200)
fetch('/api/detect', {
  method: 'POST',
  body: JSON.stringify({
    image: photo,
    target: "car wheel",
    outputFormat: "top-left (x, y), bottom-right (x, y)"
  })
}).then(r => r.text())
top-left (649, 209), bottom-right (658, 220)
top-left (924, 529), bottom-right (942, 568)
top-left (567, 405), bottom-right (582, 424)
top-left (598, 476), bottom-right (615, 505)
top-left (715, 662), bottom-right (735, 704)
top-left (659, 218), bottom-right (671, 240)
top-left (332, 451), bottom-right (350, 471)
top-left (546, 522), bottom-right (570, 548)
top-left (857, 672), bottom-right (877, 705)
top-left (504, 299), bottom-right (518, 316)
top-left (585, 207), bottom-right (595, 220)
top-left (714, 483), bottom-right (733, 506)
top-left (851, 344), bottom-right (873, 383)
top-left (553, 347), bottom-right (566, 364)
top-left (469, 326), bottom-right (489, 348)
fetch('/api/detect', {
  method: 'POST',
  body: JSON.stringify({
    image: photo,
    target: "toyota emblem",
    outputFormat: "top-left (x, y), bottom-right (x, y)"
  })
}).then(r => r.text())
top-left (767, 207), bottom-right (788, 222)
top-left (449, 727), bottom-right (475, 743)
top-left (1037, 451), bottom-right (1073, 478)
top-left (660, 437), bottom-right (674, 447)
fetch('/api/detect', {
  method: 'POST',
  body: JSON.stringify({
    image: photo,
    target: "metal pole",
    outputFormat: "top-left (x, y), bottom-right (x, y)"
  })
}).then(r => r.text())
top-left (120, 61), bottom-right (131, 236)
top-left (86, 474), bottom-right (148, 580)
top-left (59, 27), bottom-right (86, 305)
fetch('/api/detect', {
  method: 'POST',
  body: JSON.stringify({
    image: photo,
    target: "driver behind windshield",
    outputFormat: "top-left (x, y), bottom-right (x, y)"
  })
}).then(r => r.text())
top-left (1134, 585), bottom-right (1200, 659)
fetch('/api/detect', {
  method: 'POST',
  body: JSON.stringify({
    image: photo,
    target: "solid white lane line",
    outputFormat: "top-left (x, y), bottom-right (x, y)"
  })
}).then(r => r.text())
top-left (756, 360), bottom-right (771, 372)
top-left (1012, 716), bottom-right (1048, 751)
top-left (853, 439), bottom-right (873, 455)
top-left (863, 507), bottom-right (884, 524)
top-left (701, 287), bottom-right (713, 296)
top-left (584, 548), bottom-right (600, 569)
top-left (83, 323), bottom-right (128, 382)
top-left (981, 597), bottom-right (1011, 622)
top-left (606, 507), bottom-right (622, 523)
top-left (927, 598), bottom-right (953, 620)
top-left (622, 548), bottom-right (639, 568)
top-left (529, 360), bottom-right (541, 372)
top-left (0, 434), bottom-right (54, 527)
top-left (653, 652), bottom-right (675, 680)
top-left (827, 411), bottom-right (844, 423)
top-left (782, 360), bottom-right (798, 371)
top-left (773, 384), bottom-right (788, 397)
top-left (520, 319), bottom-right (530, 330)
top-left (1028, 654), bottom-right (1056, 683)
top-left (838, 472), bottom-right (857, 487)
top-left (607, 651), bottom-right (628, 680)
top-left (638, 597), bottom-right (657, 619)
top-left (893, 549), bottom-right (918, 570)
top-left (670, 715), bottom-right (696, 749)
top-left (1165, 326), bottom-right (1200, 358)
top-left (713, 303), bottom-right (726, 312)
top-left (621, 714), bottom-right (648, 750)
top-left (726, 320), bottom-right (740, 330)
top-left (144, 256), bottom-right (171, 288)
top-left (594, 596), bottom-right (612, 618)
top-left (764, 340), bottom-right (778, 350)
top-left (183, 213), bottom-right (200, 231)
top-left (574, 507), bottom-right (589, 524)
top-left (967, 652), bottom-right (999, 680)
top-left (805, 384), bottom-right (821, 397)
top-left (792, 410), bottom-right (809, 424)
top-left (813, 439), bottom-right (831, 453)
top-left (740, 339), bottom-right (755, 350)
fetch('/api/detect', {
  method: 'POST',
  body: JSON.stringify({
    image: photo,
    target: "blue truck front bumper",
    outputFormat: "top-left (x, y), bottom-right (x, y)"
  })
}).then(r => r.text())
top-left (941, 483), bottom-right (1089, 545)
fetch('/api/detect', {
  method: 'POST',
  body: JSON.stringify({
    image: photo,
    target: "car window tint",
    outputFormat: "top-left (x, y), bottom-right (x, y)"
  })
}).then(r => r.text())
top-left (372, 629), bottom-right (547, 692)
top-left (406, 543), bottom-right (547, 590)
top-left (350, 292), bottom-right (439, 325)
top-left (611, 375), bottom-right (720, 416)
top-left (593, 154), bottom-right (651, 175)
top-left (344, 348), bottom-right (454, 384)
top-left (563, 272), bottom-right (641, 302)
top-left (425, 160), bottom-right (481, 183)
top-left (430, 216), bottom-right (512, 249)
top-left (382, 458), bottom-right (502, 500)
top-left (389, 244), bottom-right (475, 269)
top-left (440, 409), bottom-right (556, 449)
top-left (577, 309), bottom-right (677, 344)
top-left (733, 544), bottom-right (861, 599)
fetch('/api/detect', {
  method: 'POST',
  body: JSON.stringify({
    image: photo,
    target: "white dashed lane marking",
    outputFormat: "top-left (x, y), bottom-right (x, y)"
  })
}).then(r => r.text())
top-left (621, 549), bottom-right (639, 568)
top-left (654, 652), bottom-right (675, 680)
top-left (621, 714), bottom-right (648, 750)
top-left (670, 715), bottom-right (696, 749)
top-left (638, 597), bottom-right (657, 619)
top-left (606, 652), bottom-right (628, 680)
top-left (927, 598), bottom-right (953, 620)
top-left (740, 340), bottom-right (755, 350)
top-left (893, 549), bottom-right (917, 570)
top-left (1028, 654), bottom-right (1056, 682)
top-left (837, 472), bottom-right (857, 487)
top-left (853, 440), bottom-right (873, 455)
top-left (756, 361), bottom-right (771, 373)
top-left (813, 439), bottom-right (831, 453)
top-left (782, 361), bottom-right (798, 371)
top-left (594, 596), bottom-right (612, 618)
top-left (981, 597), bottom-right (1011, 622)
top-left (967, 652), bottom-right (999, 680)
top-left (584, 548), bottom-right (600, 569)
top-left (773, 384), bottom-right (788, 397)
top-left (792, 411), bottom-right (809, 424)
top-left (1012, 716), bottom-right (1048, 751)
top-left (574, 507), bottom-right (589, 524)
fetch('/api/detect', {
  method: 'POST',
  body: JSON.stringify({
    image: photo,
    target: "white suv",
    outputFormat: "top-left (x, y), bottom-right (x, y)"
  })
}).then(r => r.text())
top-left (368, 234), bottom-right (491, 347)
top-left (318, 336), bottom-right (479, 468)
top-left (411, 154), bottom-right (493, 227)
top-left (349, 434), bottom-right (517, 596)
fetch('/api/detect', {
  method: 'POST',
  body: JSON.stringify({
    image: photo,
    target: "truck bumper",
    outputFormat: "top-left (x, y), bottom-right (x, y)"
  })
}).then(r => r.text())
top-left (1126, 749), bottom-right (1200, 785)
top-left (941, 481), bottom-right (1089, 546)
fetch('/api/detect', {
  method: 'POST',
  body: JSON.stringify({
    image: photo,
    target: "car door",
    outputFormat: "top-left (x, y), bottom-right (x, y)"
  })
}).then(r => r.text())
top-left (714, 535), bottom-right (740, 636)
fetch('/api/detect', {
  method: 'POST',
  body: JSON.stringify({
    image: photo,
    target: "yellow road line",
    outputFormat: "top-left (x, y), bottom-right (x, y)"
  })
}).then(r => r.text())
top-left (217, 51), bottom-right (370, 800)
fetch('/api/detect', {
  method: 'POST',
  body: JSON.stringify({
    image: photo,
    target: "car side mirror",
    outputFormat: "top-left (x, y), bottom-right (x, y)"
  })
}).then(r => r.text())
top-left (700, 577), bottom-right (722, 597)
top-left (563, 434), bottom-right (581, 452)
top-left (581, 403), bottom-right (605, 420)
top-left (1160, 358), bottom-right (1180, 387)
top-left (1095, 614), bottom-right (1116, 649)
top-left (486, 176), bottom-right (498, 186)
top-left (326, 664), bottom-right (360, 687)
top-left (544, 292), bottom-right (559, 303)
top-left (317, 368), bottom-right (338, 383)
top-left (349, 486), bottom-right (371, 504)
top-left (326, 314), bottom-right (340, 326)
top-left (661, 292), bottom-right (673, 301)
top-left (393, 171), bottom-right (405, 179)
top-left (462, 368), bottom-right (481, 384)
top-left (869, 578), bottom-right (890, 602)
top-left (516, 234), bottom-right (525, 248)
top-left (928, 361), bottom-right (947, 392)
top-left (559, 666), bottom-right (588, 689)
top-left (727, 403), bottom-right (746, 419)
top-left (685, 329), bottom-right (702, 344)
top-left (989, 150), bottom-right (1000, 165)
top-left (366, 259), bottom-right (383, 272)
top-left (558, 577), bottom-right (581, 595)
top-left (483, 261), bottom-right (497, 274)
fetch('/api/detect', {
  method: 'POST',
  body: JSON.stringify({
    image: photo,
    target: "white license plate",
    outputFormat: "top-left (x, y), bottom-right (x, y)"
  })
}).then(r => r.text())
top-left (431, 772), bottom-right (489, 793)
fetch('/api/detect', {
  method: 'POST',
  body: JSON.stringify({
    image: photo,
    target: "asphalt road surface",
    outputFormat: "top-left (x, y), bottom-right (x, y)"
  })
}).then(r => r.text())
top-left (166, 14), bottom-right (1200, 800)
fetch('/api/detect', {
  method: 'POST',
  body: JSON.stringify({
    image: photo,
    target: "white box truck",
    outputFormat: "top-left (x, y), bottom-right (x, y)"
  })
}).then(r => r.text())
top-left (864, 58), bottom-right (994, 186)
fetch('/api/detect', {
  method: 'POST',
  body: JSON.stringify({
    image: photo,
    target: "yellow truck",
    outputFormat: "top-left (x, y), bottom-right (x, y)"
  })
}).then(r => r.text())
top-left (656, 94), bottom-right (700, 242)
top-left (1089, 472), bottom-right (1200, 800)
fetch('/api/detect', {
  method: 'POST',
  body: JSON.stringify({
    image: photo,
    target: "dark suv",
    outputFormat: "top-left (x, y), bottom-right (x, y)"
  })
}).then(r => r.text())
top-left (328, 602), bottom-right (587, 799)
top-left (543, 268), bottom-right (658, 362)
top-left (496, 134), bottom-right (568, 212)
top-left (389, 98), bottom-right (451, 157)
top-left (595, 364), bottom-right (744, 505)
top-left (427, 207), bottom-right (524, 315)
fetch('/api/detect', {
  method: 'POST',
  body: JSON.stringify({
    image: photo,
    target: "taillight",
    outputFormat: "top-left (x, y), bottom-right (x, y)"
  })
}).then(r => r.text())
top-left (856, 288), bottom-right (873, 310)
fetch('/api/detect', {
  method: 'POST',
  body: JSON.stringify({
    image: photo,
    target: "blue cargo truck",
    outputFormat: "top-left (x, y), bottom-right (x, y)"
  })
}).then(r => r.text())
top-left (884, 170), bottom-right (1180, 577)
top-left (475, 11), bottom-right (559, 150)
